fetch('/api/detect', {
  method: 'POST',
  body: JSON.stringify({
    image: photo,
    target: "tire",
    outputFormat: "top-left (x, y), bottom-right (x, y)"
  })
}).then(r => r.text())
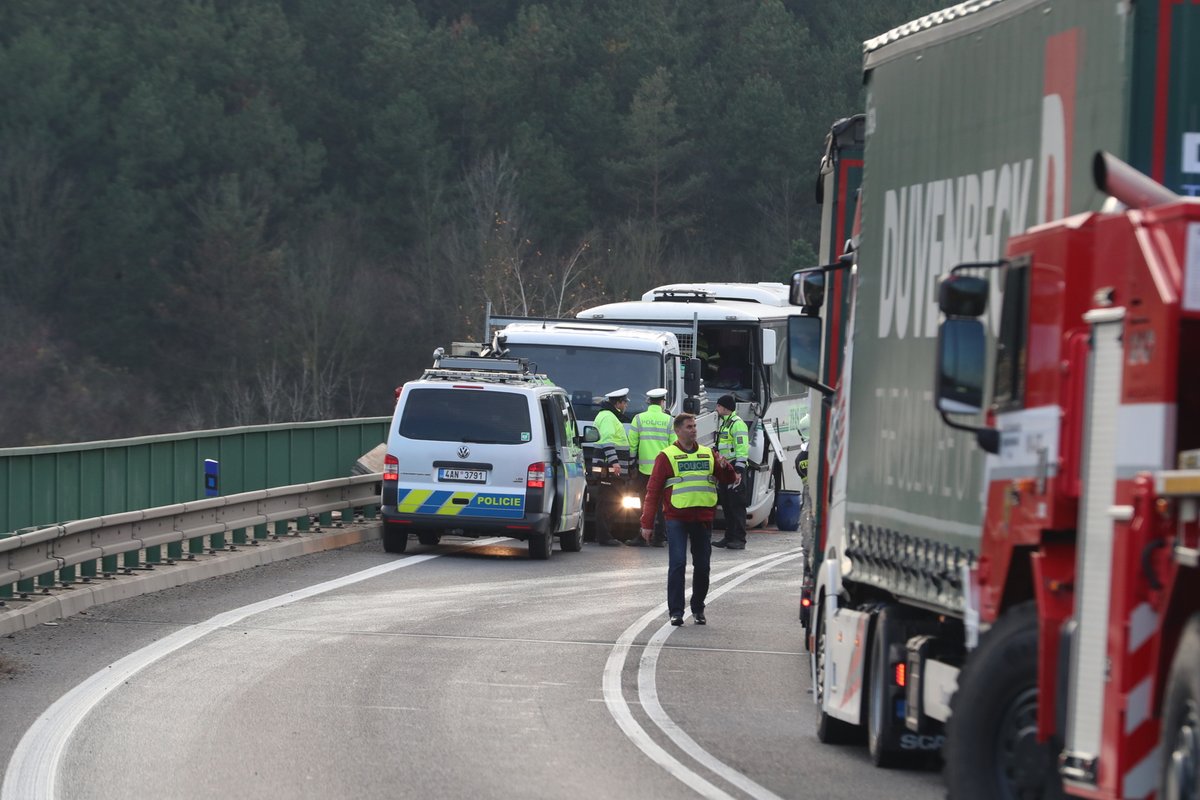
top-left (1160, 613), bottom-right (1200, 800)
top-left (560, 527), bottom-right (583, 553)
top-left (814, 599), bottom-right (864, 744)
top-left (417, 531), bottom-right (441, 546)
top-left (382, 522), bottom-right (409, 554)
top-left (943, 602), bottom-right (1062, 800)
top-left (867, 608), bottom-right (907, 767)
top-left (528, 532), bottom-right (552, 560)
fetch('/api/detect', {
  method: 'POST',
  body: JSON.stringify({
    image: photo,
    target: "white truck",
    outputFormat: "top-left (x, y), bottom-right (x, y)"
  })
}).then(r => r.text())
top-left (577, 283), bottom-right (810, 529)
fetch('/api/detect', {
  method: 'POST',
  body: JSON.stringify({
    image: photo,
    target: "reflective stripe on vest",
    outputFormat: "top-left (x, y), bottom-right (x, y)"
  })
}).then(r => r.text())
top-left (632, 408), bottom-right (673, 473)
top-left (662, 444), bottom-right (717, 508)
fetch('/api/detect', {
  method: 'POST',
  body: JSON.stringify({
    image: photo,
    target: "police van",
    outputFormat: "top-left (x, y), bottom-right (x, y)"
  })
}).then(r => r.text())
top-left (380, 353), bottom-right (591, 559)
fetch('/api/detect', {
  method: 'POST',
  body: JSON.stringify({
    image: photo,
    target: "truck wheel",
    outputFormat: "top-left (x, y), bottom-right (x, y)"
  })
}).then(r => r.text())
top-left (815, 598), bottom-right (863, 744)
top-left (417, 531), bottom-right (441, 546)
top-left (944, 602), bottom-right (1062, 800)
top-left (560, 527), bottom-right (583, 553)
top-left (528, 532), bottom-right (552, 560)
top-left (867, 607), bottom-right (908, 767)
top-left (382, 522), bottom-right (409, 554)
top-left (1160, 613), bottom-right (1200, 800)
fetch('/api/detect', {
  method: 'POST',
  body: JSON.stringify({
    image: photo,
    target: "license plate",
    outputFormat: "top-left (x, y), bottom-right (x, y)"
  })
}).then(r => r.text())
top-left (438, 468), bottom-right (488, 483)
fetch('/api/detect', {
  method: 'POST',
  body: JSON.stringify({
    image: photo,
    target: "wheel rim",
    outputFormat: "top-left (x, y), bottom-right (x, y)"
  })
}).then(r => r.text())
top-left (1164, 700), bottom-right (1199, 800)
top-left (996, 685), bottom-right (1052, 800)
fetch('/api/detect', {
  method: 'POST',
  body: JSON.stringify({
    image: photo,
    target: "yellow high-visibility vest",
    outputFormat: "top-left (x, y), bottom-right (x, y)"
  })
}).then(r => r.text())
top-left (662, 443), bottom-right (718, 508)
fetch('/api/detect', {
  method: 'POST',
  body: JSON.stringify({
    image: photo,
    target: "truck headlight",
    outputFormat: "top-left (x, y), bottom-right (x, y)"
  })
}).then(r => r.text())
top-left (621, 495), bottom-right (641, 509)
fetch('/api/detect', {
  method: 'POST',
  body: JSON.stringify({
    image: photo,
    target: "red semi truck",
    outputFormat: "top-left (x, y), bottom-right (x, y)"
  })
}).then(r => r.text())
top-left (788, 2), bottom-right (1199, 798)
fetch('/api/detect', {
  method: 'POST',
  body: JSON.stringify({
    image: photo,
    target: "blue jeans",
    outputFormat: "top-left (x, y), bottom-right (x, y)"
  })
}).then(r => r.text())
top-left (666, 518), bottom-right (712, 618)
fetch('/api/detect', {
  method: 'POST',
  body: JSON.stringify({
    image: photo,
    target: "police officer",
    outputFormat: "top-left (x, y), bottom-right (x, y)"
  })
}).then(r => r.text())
top-left (628, 388), bottom-right (672, 547)
top-left (592, 387), bottom-right (632, 546)
top-left (639, 412), bottom-right (739, 625)
top-left (713, 394), bottom-right (749, 549)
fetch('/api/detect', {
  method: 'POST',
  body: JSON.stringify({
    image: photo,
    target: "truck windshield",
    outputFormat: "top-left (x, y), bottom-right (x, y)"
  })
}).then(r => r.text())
top-left (502, 344), bottom-right (660, 419)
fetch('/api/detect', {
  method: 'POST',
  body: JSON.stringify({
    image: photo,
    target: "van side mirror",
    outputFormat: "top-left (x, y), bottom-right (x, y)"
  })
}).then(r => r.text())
top-left (583, 426), bottom-right (600, 444)
top-left (787, 315), bottom-right (833, 395)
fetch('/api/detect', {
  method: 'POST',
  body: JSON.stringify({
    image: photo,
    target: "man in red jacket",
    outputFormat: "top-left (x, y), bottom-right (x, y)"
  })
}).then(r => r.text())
top-left (639, 412), bottom-right (740, 626)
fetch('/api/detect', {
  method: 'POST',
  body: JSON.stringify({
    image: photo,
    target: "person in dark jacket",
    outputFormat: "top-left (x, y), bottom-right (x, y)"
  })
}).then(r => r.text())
top-left (639, 413), bottom-right (740, 625)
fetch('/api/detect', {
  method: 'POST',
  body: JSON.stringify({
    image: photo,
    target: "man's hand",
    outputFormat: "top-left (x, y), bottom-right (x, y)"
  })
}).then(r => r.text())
top-left (611, 462), bottom-right (622, 477)
top-left (640, 527), bottom-right (653, 543)
top-left (731, 466), bottom-right (744, 489)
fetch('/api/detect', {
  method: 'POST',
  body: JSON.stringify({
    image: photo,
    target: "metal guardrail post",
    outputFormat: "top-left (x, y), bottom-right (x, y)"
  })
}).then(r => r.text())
top-left (318, 511), bottom-right (333, 529)
top-left (254, 523), bottom-right (268, 541)
top-left (81, 558), bottom-right (97, 580)
top-left (273, 521), bottom-right (289, 538)
top-left (210, 531), bottom-right (226, 552)
top-left (145, 545), bottom-right (162, 565)
top-left (188, 535), bottom-right (204, 557)
top-left (101, 555), bottom-right (118, 576)
top-left (59, 564), bottom-right (76, 587)
top-left (167, 541), bottom-right (183, 561)
top-left (296, 515), bottom-right (311, 533)
top-left (122, 551), bottom-right (139, 572)
top-left (0, 533), bottom-right (10, 601)
top-left (232, 527), bottom-right (247, 546)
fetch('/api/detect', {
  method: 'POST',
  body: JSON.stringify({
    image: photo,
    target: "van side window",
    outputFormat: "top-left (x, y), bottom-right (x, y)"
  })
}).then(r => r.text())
top-left (555, 394), bottom-right (577, 445)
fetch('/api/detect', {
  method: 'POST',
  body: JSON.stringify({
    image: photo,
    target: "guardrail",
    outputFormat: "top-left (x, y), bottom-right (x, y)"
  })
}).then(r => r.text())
top-left (0, 473), bottom-right (382, 603)
top-left (0, 417), bottom-right (390, 536)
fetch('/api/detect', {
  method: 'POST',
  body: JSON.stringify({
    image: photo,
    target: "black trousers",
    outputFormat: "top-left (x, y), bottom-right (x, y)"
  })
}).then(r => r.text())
top-left (594, 481), bottom-right (621, 543)
top-left (637, 473), bottom-right (666, 542)
top-left (718, 480), bottom-right (748, 544)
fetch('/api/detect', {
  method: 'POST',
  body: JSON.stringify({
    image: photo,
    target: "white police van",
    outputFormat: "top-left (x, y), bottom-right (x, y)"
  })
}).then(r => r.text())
top-left (380, 353), bottom-right (591, 559)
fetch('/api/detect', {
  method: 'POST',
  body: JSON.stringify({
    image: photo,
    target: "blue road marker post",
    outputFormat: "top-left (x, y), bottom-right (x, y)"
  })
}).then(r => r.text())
top-left (204, 459), bottom-right (226, 552)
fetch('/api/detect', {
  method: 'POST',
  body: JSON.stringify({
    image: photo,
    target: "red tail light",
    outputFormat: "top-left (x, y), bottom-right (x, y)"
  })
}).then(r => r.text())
top-left (527, 462), bottom-right (546, 489)
top-left (384, 454), bottom-right (399, 482)
top-left (894, 662), bottom-right (906, 688)
top-left (801, 596), bottom-right (812, 608)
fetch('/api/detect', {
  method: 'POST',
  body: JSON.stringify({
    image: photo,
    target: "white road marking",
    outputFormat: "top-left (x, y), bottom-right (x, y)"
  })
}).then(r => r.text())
top-left (603, 547), bottom-right (804, 800)
top-left (1, 539), bottom-right (505, 800)
top-left (640, 552), bottom-right (802, 800)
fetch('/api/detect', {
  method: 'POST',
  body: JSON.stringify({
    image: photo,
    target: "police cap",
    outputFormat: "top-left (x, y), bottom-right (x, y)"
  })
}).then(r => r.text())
top-left (646, 388), bottom-right (668, 400)
top-left (605, 387), bottom-right (630, 401)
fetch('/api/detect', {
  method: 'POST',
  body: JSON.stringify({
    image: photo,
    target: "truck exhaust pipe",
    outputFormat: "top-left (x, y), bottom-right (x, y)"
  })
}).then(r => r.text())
top-left (1092, 151), bottom-right (1179, 209)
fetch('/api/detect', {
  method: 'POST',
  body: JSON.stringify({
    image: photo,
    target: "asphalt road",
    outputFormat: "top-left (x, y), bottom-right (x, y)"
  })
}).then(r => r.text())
top-left (0, 529), bottom-right (945, 799)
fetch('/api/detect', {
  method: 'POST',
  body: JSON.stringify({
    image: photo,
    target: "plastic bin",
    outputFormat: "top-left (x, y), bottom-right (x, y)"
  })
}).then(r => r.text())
top-left (775, 490), bottom-right (802, 531)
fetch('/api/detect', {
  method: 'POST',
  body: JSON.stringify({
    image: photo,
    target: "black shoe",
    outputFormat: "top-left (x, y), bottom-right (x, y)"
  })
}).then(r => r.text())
top-left (670, 616), bottom-right (684, 627)
top-left (626, 538), bottom-right (647, 547)
top-left (598, 539), bottom-right (622, 547)
top-left (651, 539), bottom-right (665, 548)
top-left (725, 542), bottom-right (745, 550)
top-left (712, 539), bottom-right (729, 548)
top-left (693, 612), bottom-right (706, 625)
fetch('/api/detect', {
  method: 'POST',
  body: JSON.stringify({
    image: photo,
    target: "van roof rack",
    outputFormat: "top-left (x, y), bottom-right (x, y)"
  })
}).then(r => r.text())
top-left (420, 352), bottom-right (551, 385)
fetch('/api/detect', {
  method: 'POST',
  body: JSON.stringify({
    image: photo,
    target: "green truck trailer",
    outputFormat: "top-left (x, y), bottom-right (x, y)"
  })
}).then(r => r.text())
top-left (794, 1), bottom-right (1199, 796)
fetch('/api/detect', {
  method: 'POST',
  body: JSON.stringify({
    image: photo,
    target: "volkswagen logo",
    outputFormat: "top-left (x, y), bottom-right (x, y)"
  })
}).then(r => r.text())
top-left (457, 446), bottom-right (470, 459)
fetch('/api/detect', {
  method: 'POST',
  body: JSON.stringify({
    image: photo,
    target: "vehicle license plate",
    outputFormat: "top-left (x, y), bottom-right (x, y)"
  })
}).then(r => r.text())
top-left (438, 468), bottom-right (487, 483)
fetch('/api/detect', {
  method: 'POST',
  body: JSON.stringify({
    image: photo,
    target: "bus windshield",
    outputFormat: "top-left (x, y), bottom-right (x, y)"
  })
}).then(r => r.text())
top-left (503, 344), bottom-right (661, 420)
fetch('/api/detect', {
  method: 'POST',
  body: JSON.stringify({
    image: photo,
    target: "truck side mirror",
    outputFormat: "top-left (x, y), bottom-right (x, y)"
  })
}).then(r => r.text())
top-left (934, 317), bottom-right (999, 454)
top-left (761, 328), bottom-right (777, 366)
top-left (938, 275), bottom-right (989, 318)
top-left (683, 357), bottom-right (702, 396)
top-left (790, 270), bottom-right (826, 310)
top-left (787, 315), bottom-right (833, 395)
top-left (936, 319), bottom-right (985, 414)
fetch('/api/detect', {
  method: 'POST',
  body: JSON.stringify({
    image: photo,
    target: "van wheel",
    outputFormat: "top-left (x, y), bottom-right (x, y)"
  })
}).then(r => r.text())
top-left (560, 527), bottom-right (583, 553)
top-left (382, 522), bottom-right (409, 554)
top-left (417, 531), bottom-right (441, 546)
top-left (528, 532), bottom-right (552, 560)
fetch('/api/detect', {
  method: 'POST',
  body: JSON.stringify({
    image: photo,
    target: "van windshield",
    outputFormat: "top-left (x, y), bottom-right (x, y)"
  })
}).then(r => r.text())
top-left (399, 388), bottom-right (532, 444)
top-left (501, 344), bottom-right (660, 419)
